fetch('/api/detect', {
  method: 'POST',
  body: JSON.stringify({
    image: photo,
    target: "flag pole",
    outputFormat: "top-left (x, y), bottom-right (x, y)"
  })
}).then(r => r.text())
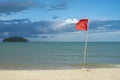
top-left (76, 18), bottom-right (89, 69)
top-left (82, 24), bottom-right (89, 68)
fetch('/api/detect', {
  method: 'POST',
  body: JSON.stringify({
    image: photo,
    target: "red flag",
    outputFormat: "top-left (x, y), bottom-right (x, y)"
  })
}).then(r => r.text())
top-left (76, 19), bottom-right (88, 31)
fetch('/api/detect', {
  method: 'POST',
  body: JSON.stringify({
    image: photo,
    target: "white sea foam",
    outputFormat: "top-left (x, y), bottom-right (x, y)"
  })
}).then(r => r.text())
top-left (109, 64), bottom-right (120, 68)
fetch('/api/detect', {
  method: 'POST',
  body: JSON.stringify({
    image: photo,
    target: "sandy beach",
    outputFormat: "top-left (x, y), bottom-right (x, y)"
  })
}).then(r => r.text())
top-left (0, 68), bottom-right (120, 80)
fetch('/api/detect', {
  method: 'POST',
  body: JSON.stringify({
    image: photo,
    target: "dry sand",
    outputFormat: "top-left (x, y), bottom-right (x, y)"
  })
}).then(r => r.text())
top-left (0, 68), bottom-right (120, 80)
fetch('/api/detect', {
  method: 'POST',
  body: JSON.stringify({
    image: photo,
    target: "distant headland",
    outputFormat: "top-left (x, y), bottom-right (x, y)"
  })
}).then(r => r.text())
top-left (2, 37), bottom-right (29, 42)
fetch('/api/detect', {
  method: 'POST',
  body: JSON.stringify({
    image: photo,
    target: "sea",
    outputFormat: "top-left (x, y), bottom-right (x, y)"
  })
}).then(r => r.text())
top-left (0, 42), bottom-right (120, 70)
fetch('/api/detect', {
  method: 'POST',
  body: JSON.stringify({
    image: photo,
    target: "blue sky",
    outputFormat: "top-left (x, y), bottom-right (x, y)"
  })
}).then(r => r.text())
top-left (0, 0), bottom-right (120, 42)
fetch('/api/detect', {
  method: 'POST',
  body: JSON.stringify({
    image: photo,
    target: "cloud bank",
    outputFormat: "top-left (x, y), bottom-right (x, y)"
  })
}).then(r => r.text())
top-left (0, 0), bottom-right (69, 15)
top-left (0, 0), bottom-right (38, 15)
top-left (0, 18), bottom-right (120, 41)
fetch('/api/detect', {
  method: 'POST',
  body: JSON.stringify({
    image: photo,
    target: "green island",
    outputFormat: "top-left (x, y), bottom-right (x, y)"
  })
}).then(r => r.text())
top-left (2, 37), bottom-right (29, 42)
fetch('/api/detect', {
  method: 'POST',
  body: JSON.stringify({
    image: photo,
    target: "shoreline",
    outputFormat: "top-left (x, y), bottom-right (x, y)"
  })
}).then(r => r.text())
top-left (0, 63), bottom-right (119, 70)
top-left (0, 68), bottom-right (120, 80)
top-left (0, 67), bottom-right (120, 70)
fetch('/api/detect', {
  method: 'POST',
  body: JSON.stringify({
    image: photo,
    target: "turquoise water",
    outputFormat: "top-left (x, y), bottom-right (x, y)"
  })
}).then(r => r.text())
top-left (0, 42), bottom-right (120, 69)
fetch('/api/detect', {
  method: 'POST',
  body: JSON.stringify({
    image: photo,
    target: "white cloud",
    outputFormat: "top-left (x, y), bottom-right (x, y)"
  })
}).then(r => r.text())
top-left (97, 27), bottom-right (106, 30)
top-left (52, 21), bottom-right (66, 30)
top-left (52, 18), bottom-right (78, 30)
top-left (65, 18), bottom-right (78, 24)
